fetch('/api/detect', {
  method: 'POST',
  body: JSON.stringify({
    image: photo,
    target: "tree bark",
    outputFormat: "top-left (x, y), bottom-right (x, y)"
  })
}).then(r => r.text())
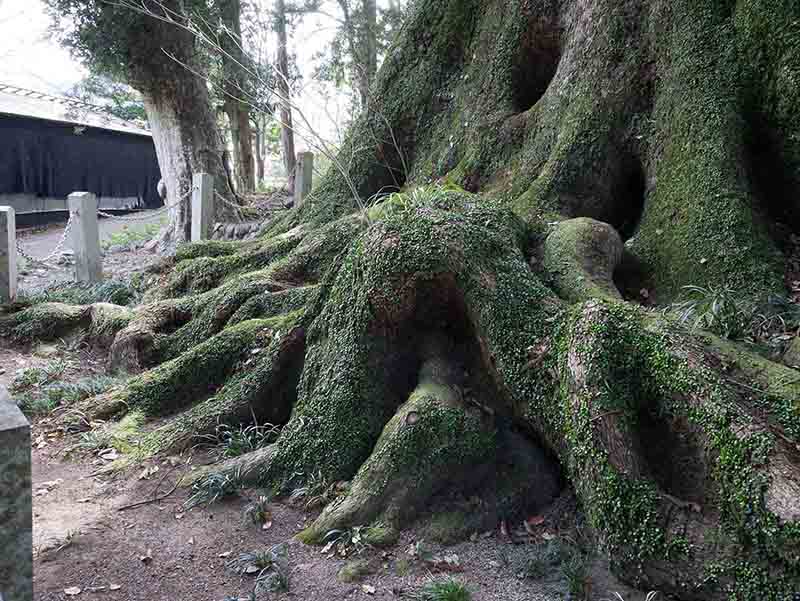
top-left (254, 121), bottom-right (265, 186)
top-left (220, 0), bottom-right (256, 194)
top-left (360, 0), bottom-right (377, 110)
top-left (274, 0), bottom-right (297, 195)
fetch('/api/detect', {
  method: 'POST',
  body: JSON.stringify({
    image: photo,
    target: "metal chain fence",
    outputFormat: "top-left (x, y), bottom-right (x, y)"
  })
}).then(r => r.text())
top-left (15, 214), bottom-right (74, 267)
top-left (14, 188), bottom-right (193, 268)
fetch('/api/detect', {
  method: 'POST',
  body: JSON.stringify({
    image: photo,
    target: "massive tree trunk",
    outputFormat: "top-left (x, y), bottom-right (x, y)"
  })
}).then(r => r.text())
top-left (274, 0), bottom-right (297, 194)
top-left (220, 0), bottom-right (256, 194)
top-left (5, 0), bottom-right (800, 599)
top-left (128, 0), bottom-right (238, 244)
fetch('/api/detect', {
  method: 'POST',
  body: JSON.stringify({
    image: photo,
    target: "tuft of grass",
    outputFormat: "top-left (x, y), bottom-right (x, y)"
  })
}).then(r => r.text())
top-left (17, 281), bottom-right (141, 307)
top-left (602, 593), bottom-right (660, 601)
top-left (510, 539), bottom-right (591, 598)
top-left (196, 419), bottom-right (281, 459)
top-left (670, 285), bottom-right (754, 340)
top-left (323, 525), bottom-right (372, 557)
top-left (405, 577), bottom-right (472, 601)
top-left (10, 360), bottom-right (68, 392)
top-left (67, 411), bottom-right (145, 455)
top-left (185, 471), bottom-right (244, 509)
top-left (227, 544), bottom-right (290, 594)
top-left (16, 373), bottom-right (125, 418)
top-left (289, 470), bottom-right (347, 509)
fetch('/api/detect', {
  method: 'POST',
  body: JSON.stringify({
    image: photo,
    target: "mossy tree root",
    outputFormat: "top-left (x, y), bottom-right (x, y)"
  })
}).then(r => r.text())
top-left (5, 194), bottom-right (800, 599)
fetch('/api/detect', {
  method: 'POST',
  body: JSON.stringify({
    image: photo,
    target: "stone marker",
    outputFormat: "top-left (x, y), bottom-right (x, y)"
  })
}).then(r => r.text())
top-left (294, 152), bottom-right (314, 207)
top-left (0, 207), bottom-right (17, 303)
top-left (0, 386), bottom-right (32, 601)
top-left (68, 192), bottom-right (102, 283)
top-left (191, 173), bottom-right (215, 242)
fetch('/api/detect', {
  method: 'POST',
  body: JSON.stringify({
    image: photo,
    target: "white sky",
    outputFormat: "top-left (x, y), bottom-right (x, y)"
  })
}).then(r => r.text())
top-left (0, 0), bottom-right (87, 92)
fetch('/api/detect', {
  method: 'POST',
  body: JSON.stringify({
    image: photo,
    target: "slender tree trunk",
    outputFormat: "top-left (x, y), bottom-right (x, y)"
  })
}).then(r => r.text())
top-left (360, 0), bottom-right (377, 109)
top-left (274, 0), bottom-right (296, 194)
top-left (254, 122), bottom-right (265, 186)
top-left (220, 0), bottom-right (256, 194)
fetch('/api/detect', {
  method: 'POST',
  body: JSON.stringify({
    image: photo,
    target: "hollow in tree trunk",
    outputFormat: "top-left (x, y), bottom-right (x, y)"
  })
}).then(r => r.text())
top-left (5, 0), bottom-right (800, 599)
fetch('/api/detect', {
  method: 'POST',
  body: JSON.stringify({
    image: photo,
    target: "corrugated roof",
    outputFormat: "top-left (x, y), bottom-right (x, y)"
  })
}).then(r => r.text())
top-left (0, 83), bottom-right (151, 137)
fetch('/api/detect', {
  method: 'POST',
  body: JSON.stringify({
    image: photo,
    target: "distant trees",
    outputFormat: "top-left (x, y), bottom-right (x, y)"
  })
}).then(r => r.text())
top-left (66, 75), bottom-right (147, 123)
top-left (311, 0), bottom-right (407, 111)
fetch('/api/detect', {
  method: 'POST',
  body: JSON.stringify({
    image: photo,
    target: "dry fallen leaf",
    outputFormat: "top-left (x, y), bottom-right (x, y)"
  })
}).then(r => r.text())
top-left (362, 584), bottom-right (376, 595)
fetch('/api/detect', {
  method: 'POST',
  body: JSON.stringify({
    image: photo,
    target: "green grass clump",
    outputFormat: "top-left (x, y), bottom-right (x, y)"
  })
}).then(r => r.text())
top-left (185, 471), bottom-right (244, 509)
top-left (197, 420), bottom-right (281, 459)
top-left (227, 544), bottom-right (290, 594)
top-left (406, 578), bottom-right (471, 601)
top-left (19, 281), bottom-right (141, 307)
top-left (13, 372), bottom-right (124, 418)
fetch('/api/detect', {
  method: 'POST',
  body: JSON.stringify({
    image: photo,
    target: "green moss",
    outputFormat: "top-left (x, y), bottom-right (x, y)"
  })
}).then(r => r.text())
top-left (423, 510), bottom-right (474, 545)
top-left (338, 559), bottom-right (375, 583)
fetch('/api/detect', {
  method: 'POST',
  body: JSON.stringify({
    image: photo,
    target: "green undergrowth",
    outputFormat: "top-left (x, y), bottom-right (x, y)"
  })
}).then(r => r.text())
top-left (17, 280), bottom-right (142, 308)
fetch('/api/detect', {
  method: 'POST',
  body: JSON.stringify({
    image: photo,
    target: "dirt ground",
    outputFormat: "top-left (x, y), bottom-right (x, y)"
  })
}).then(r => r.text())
top-left (2, 221), bottom-right (647, 601)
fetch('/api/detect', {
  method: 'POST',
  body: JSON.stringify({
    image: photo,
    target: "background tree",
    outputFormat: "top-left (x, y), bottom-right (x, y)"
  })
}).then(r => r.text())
top-left (219, 0), bottom-right (257, 193)
top-left (274, 0), bottom-right (297, 193)
top-left (10, 0), bottom-right (800, 599)
top-left (65, 74), bottom-right (148, 123)
top-left (311, 0), bottom-right (406, 112)
top-left (45, 0), bottom-right (238, 243)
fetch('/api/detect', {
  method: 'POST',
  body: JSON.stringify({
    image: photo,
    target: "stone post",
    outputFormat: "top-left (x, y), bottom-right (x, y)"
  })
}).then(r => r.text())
top-left (0, 386), bottom-right (32, 601)
top-left (192, 173), bottom-right (215, 242)
top-left (68, 192), bottom-right (102, 283)
top-left (294, 152), bottom-right (314, 207)
top-left (0, 207), bottom-right (17, 304)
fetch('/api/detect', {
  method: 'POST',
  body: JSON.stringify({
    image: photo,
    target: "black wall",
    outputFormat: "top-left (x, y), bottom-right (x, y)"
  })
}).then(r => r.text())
top-left (0, 114), bottom-right (162, 208)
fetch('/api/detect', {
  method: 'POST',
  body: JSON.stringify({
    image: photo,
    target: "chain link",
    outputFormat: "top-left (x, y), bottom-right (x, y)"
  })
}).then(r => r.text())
top-left (97, 188), bottom-right (193, 223)
top-left (16, 214), bottom-right (74, 267)
top-left (14, 189), bottom-right (193, 268)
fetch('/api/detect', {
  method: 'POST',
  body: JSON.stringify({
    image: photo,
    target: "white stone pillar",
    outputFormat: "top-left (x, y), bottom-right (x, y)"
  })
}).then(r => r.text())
top-left (192, 173), bottom-right (215, 242)
top-left (0, 386), bottom-right (32, 601)
top-left (68, 192), bottom-right (102, 283)
top-left (0, 207), bottom-right (17, 304)
top-left (294, 152), bottom-right (314, 207)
